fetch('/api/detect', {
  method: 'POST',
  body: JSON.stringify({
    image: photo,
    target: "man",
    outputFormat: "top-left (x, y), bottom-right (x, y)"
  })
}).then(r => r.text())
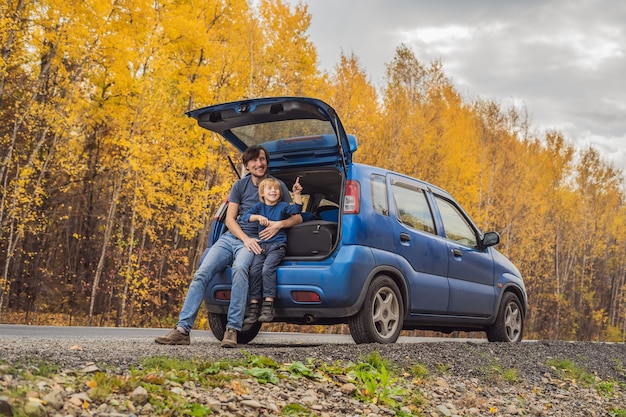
top-left (155, 145), bottom-right (301, 348)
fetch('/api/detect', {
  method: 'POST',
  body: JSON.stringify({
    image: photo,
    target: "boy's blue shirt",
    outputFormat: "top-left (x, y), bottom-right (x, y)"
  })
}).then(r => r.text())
top-left (242, 201), bottom-right (303, 243)
top-left (229, 174), bottom-right (291, 237)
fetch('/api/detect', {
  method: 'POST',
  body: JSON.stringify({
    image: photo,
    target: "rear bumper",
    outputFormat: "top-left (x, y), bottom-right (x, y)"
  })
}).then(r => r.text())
top-left (203, 245), bottom-right (374, 319)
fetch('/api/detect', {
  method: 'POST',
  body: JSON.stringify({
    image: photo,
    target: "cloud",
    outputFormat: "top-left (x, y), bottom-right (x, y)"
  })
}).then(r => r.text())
top-left (287, 0), bottom-right (626, 172)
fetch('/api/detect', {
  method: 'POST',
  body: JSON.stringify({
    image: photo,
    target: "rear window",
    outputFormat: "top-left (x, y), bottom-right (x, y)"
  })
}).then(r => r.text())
top-left (232, 119), bottom-right (335, 146)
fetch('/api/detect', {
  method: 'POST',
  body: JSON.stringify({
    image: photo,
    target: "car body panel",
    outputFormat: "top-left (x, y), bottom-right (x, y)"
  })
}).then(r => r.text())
top-left (446, 242), bottom-right (497, 317)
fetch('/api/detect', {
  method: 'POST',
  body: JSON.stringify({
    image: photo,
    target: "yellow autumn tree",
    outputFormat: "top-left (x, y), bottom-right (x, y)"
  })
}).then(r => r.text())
top-left (323, 52), bottom-right (381, 161)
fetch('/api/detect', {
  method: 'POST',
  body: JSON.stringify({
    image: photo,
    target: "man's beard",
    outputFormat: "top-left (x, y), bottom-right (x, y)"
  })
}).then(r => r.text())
top-left (251, 169), bottom-right (267, 179)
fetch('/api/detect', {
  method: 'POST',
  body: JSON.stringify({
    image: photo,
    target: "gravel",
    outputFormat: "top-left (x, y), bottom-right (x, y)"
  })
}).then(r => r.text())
top-left (1, 334), bottom-right (625, 416)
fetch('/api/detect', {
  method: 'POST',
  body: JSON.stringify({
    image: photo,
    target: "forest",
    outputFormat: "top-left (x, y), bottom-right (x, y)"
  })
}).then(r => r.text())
top-left (1, 0), bottom-right (624, 342)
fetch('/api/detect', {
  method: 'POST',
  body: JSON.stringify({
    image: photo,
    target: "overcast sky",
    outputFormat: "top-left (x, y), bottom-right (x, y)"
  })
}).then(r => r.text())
top-left (285, 0), bottom-right (626, 174)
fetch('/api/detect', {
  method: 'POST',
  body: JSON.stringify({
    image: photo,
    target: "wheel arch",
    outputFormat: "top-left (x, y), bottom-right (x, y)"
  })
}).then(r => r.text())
top-left (496, 283), bottom-right (528, 322)
top-left (362, 265), bottom-right (409, 316)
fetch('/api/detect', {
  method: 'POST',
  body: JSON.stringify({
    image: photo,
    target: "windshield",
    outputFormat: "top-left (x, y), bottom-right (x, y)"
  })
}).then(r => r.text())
top-left (231, 119), bottom-right (336, 147)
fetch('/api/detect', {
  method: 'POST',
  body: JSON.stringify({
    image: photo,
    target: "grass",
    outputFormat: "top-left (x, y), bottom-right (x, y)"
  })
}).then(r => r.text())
top-left (408, 363), bottom-right (430, 380)
top-left (477, 363), bottom-right (519, 384)
top-left (546, 358), bottom-right (596, 385)
top-left (282, 403), bottom-right (316, 416)
top-left (1, 351), bottom-right (426, 417)
top-left (1, 351), bottom-right (624, 416)
top-left (434, 362), bottom-right (450, 373)
top-left (461, 343), bottom-right (520, 384)
top-left (7, 358), bottom-right (60, 378)
top-left (547, 357), bottom-right (624, 397)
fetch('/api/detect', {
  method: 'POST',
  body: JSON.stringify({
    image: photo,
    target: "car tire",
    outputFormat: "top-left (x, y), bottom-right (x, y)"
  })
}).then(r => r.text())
top-left (348, 275), bottom-right (404, 344)
top-left (207, 312), bottom-right (262, 344)
top-left (486, 292), bottom-right (524, 342)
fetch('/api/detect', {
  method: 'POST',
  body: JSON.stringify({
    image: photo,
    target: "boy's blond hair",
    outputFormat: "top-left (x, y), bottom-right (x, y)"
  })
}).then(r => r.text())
top-left (258, 178), bottom-right (281, 203)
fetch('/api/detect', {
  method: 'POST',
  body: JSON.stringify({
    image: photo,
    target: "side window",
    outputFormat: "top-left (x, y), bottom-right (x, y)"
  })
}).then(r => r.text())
top-left (390, 182), bottom-right (435, 234)
top-left (370, 174), bottom-right (389, 215)
top-left (434, 196), bottom-right (477, 247)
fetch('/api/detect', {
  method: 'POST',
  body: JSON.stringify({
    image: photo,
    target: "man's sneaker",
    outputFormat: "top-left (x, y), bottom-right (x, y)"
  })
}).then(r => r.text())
top-left (243, 302), bottom-right (260, 325)
top-left (258, 300), bottom-right (275, 322)
top-left (220, 328), bottom-right (237, 348)
top-left (155, 328), bottom-right (190, 345)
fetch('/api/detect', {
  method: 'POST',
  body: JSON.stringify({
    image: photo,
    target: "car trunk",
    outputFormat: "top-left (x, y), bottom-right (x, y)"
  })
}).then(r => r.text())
top-left (272, 167), bottom-right (343, 258)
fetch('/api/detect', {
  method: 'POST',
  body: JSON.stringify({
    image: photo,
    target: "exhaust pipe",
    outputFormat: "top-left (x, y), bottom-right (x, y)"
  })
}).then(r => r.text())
top-left (304, 314), bottom-right (316, 324)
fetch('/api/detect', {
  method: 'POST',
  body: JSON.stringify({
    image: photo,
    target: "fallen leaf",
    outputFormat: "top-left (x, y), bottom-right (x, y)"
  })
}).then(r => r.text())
top-left (142, 374), bottom-right (164, 384)
top-left (230, 380), bottom-right (242, 395)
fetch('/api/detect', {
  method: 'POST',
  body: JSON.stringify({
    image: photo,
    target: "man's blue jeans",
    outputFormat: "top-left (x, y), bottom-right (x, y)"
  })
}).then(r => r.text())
top-left (176, 232), bottom-right (254, 333)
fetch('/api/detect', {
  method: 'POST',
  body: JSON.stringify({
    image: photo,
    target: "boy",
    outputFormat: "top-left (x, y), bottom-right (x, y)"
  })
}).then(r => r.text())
top-left (242, 177), bottom-right (303, 323)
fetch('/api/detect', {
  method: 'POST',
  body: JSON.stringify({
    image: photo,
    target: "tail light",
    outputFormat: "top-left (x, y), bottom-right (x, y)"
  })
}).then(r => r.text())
top-left (344, 180), bottom-right (360, 214)
top-left (291, 291), bottom-right (321, 303)
top-left (215, 290), bottom-right (231, 300)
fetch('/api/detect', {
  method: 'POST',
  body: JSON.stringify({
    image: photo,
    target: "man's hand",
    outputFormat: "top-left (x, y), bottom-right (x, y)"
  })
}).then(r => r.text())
top-left (259, 220), bottom-right (283, 240)
top-left (243, 236), bottom-right (263, 255)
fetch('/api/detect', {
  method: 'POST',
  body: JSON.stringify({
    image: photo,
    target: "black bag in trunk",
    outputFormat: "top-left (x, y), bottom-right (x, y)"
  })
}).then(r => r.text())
top-left (286, 220), bottom-right (337, 256)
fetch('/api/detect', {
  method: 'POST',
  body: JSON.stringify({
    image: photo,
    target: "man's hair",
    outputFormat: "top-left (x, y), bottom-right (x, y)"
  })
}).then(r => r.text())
top-left (242, 145), bottom-right (269, 166)
top-left (258, 177), bottom-right (281, 203)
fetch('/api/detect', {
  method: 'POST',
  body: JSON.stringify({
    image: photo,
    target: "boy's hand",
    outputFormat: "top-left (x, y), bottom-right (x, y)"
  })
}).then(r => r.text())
top-left (292, 177), bottom-right (303, 195)
top-left (260, 220), bottom-right (282, 240)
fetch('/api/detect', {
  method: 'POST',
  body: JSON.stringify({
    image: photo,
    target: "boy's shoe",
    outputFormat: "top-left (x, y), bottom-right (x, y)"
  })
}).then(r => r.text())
top-left (258, 300), bottom-right (275, 322)
top-left (243, 302), bottom-right (261, 325)
top-left (220, 328), bottom-right (238, 348)
top-left (155, 328), bottom-right (190, 345)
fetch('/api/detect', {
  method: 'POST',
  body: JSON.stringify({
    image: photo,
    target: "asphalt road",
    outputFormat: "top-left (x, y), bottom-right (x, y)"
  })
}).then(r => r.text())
top-left (0, 324), bottom-right (487, 344)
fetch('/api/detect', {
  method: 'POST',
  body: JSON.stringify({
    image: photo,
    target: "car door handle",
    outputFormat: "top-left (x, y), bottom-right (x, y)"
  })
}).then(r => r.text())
top-left (451, 248), bottom-right (462, 257)
top-left (400, 232), bottom-right (411, 242)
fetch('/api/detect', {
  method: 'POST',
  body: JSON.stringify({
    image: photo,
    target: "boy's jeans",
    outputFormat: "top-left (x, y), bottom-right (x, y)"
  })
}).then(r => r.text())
top-left (249, 241), bottom-right (286, 299)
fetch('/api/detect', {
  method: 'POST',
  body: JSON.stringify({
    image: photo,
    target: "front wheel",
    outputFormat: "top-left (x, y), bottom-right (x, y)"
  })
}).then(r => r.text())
top-left (486, 292), bottom-right (524, 342)
top-left (348, 275), bottom-right (404, 344)
top-left (207, 312), bottom-right (261, 345)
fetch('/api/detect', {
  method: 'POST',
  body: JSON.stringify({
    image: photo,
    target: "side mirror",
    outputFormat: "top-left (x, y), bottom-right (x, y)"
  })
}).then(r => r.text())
top-left (482, 231), bottom-right (500, 248)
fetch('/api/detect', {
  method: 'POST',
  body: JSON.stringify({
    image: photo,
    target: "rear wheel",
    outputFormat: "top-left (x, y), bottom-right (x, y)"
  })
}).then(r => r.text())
top-left (207, 312), bottom-right (261, 344)
top-left (486, 292), bottom-right (524, 342)
top-left (348, 275), bottom-right (404, 344)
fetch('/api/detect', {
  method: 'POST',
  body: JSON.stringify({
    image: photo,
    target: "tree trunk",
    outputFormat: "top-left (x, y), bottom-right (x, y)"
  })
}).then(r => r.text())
top-left (119, 183), bottom-right (138, 327)
top-left (88, 174), bottom-right (122, 326)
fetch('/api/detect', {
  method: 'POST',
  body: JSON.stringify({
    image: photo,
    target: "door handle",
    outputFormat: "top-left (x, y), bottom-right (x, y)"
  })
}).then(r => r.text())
top-left (451, 248), bottom-right (462, 257)
top-left (400, 232), bottom-right (411, 242)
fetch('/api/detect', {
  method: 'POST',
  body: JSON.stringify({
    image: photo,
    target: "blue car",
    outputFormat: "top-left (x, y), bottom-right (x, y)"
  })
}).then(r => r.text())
top-left (187, 97), bottom-right (527, 344)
